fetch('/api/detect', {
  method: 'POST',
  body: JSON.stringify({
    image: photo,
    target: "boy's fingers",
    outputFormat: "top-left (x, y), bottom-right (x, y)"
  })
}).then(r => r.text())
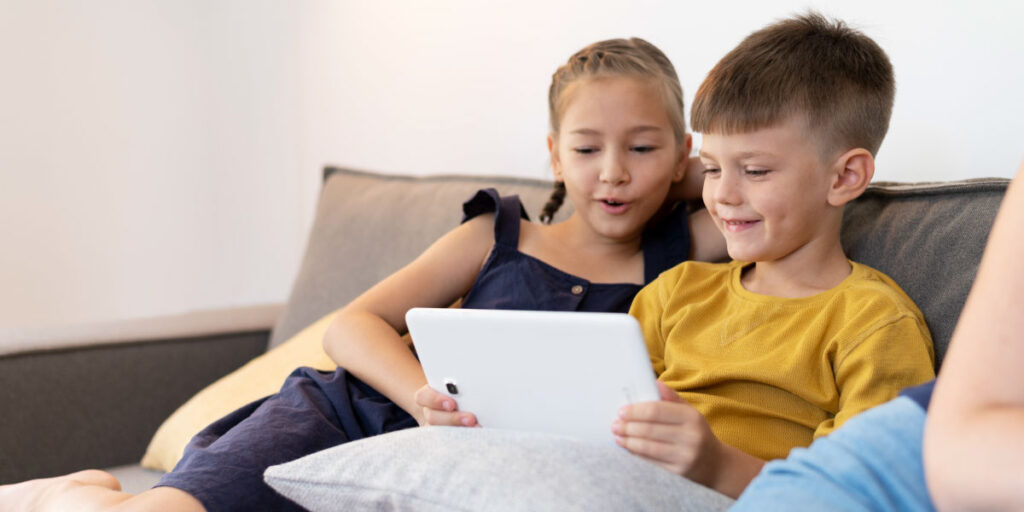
top-left (615, 435), bottom-right (682, 467)
top-left (613, 419), bottom-right (691, 444)
top-left (657, 381), bottom-right (683, 402)
top-left (620, 400), bottom-right (695, 424)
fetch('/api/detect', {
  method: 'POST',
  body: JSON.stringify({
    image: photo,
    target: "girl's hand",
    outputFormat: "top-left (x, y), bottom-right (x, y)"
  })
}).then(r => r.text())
top-left (413, 384), bottom-right (479, 427)
top-left (612, 381), bottom-right (724, 485)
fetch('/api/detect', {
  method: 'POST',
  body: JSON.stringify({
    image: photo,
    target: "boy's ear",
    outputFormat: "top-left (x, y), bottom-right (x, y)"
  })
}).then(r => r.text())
top-left (827, 148), bottom-right (875, 207)
top-left (672, 133), bottom-right (694, 182)
top-left (547, 135), bottom-right (563, 182)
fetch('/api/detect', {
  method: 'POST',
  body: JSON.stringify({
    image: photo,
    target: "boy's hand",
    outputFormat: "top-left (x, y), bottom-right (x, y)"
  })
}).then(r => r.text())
top-left (612, 381), bottom-right (724, 485)
top-left (413, 384), bottom-right (479, 428)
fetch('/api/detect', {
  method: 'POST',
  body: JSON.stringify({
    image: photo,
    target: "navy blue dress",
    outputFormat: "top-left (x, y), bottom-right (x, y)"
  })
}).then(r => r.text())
top-left (157, 189), bottom-right (691, 512)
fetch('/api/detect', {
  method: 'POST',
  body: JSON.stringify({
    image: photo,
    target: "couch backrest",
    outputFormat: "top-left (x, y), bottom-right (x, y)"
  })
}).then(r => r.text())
top-left (841, 178), bottom-right (1008, 368)
top-left (273, 167), bottom-right (1008, 370)
top-left (270, 168), bottom-right (574, 348)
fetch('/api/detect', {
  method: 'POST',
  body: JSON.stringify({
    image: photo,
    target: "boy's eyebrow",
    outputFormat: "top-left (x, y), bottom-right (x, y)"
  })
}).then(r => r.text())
top-left (569, 126), bottom-right (664, 135)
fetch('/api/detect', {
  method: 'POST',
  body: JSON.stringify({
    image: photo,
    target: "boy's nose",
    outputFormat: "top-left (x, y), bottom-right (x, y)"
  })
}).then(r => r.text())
top-left (598, 152), bottom-right (630, 185)
top-left (711, 170), bottom-right (741, 205)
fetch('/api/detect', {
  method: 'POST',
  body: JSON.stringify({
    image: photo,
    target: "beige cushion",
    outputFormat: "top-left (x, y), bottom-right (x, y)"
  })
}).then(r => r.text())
top-left (140, 311), bottom-right (338, 472)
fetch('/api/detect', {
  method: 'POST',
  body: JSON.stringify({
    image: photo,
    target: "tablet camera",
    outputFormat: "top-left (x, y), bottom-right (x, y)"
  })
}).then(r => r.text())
top-left (444, 379), bottom-right (459, 395)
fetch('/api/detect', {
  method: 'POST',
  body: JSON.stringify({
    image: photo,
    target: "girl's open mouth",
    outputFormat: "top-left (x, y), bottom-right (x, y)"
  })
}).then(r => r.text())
top-left (600, 199), bottom-right (630, 214)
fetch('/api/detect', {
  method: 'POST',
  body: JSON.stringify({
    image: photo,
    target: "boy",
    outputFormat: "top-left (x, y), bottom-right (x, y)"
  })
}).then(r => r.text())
top-left (730, 160), bottom-right (1024, 511)
top-left (612, 12), bottom-right (936, 499)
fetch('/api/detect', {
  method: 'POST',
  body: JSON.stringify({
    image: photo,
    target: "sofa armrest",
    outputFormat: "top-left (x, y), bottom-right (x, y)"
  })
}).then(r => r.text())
top-left (0, 304), bottom-right (283, 484)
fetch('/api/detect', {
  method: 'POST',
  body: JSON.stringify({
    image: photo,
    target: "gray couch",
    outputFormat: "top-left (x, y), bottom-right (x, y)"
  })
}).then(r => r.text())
top-left (0, 167), bottom-right (1009, 496)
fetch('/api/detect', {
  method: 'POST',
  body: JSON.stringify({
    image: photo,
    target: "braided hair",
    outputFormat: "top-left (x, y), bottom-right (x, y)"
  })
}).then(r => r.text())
top-left (538, 181), bottom-right (566, 224)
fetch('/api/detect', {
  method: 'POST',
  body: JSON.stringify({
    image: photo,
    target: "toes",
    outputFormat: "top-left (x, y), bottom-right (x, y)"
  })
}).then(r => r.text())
top-left (66, 470), bottom-right (122, 492)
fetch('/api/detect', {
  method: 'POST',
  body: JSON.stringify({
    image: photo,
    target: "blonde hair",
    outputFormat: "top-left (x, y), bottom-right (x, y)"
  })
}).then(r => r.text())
top-left (540, 38), bottom-right (686, 223)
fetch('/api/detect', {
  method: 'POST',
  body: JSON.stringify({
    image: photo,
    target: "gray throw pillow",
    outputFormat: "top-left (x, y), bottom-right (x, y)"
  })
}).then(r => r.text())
top-left (264, 427), bottom-right (733, 512)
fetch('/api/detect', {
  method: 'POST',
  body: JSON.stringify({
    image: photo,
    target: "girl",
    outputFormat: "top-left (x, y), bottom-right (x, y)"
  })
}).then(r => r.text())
top-left (0, 37), bottom-right (724, 512)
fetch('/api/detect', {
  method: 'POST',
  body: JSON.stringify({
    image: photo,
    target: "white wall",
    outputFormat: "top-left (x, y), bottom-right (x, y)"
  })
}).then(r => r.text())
top-left (0, 1), bottom-right (304, 329)
top-left (2, 0), bottom-right (1022, 331)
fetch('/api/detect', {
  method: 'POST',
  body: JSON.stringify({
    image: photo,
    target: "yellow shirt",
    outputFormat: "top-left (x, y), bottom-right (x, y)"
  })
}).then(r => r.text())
top-left (630, 260), bottom-right (935, 461)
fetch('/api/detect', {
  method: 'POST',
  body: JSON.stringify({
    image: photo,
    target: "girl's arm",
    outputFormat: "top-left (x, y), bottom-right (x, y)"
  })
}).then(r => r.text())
top-left (925, 162), bottom-right (1024, 511)
top-left (323, 215), bottom-right (496, 425)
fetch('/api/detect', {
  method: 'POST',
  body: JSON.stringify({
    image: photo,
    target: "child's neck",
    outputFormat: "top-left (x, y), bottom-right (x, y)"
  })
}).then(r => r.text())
top-left (740, 237), bottom-right (852, 298)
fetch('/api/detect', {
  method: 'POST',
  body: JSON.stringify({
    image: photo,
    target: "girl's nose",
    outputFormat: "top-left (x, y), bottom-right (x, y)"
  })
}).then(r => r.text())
top-left (598, 151), bottom-right (630, 185)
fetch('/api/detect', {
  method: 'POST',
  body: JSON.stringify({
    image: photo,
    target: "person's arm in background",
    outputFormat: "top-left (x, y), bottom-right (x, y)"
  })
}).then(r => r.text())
top-left (925, 159), bottom-right (1024, 511)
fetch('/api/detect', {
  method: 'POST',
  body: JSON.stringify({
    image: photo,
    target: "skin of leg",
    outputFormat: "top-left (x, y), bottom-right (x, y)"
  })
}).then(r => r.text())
top-left (0, 471), bottom-right (205, 512)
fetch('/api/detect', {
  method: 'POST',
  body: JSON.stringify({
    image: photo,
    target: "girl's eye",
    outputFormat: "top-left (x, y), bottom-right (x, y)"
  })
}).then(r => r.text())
top-left (573, 147), bottom-right (597, 155)
top-left (631, 145), bottom-right (657, 153)
top-left (702, 168), bottom-right (721, 176)
top-left (745, 169), bottom-right (770, 176)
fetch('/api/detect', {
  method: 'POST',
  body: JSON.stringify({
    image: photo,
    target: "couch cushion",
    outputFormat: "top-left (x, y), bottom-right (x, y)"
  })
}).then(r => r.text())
top-left (840, 178), bottom-right (1008, 367)
top-left (264, 426), bottom-right (733, 512)
top-left (141, 311), bottom-right (338, 472)
top-left (274, 169), bottom-right (1007, 366)
top-left (269, 168), bottom-right (570, 348)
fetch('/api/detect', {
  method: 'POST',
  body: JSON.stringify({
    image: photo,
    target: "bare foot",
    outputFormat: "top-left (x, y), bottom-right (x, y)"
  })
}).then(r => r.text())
top-left (0, 470), bottom-right (123, 512)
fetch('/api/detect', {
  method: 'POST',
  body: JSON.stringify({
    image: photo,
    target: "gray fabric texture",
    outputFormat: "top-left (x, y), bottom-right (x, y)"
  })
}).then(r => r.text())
top-left (0, 331), bottom-right (268, 484)
top-left (840, 179), bottom-right (1008, 367)
top-left (264, 426), bottom-right (734, 512)
top-left (269, 167), bottom-right (573, 348)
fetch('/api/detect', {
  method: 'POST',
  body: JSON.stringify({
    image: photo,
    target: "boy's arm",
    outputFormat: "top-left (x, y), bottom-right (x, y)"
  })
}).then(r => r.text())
top-left (615, 382), bottom-right (764, 499)
top-left (628, 267), bottom-right (675, 375)
top-left (925, 162), bottom-right (1024, 511)
top-left (622, 266), bottom-right (763, 498)
top-left (817, 315), bottom-right (935, 437)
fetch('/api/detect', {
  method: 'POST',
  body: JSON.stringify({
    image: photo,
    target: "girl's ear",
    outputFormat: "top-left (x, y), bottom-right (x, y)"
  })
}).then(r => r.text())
top-left (672, 133), bottom-right (694, 182)
top-left (827, 148), bottom-right (875, 207)
top-left (548, 135), bottom-right (564, 182)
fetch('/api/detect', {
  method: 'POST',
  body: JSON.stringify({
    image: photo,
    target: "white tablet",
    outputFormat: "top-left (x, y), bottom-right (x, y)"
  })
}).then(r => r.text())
top-left (406, 307), bottom-right (660, 444)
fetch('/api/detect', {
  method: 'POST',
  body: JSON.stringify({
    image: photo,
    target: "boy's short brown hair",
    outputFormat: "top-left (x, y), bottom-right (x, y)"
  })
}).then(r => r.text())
top-left (691, 12), bottom-right (895, 157)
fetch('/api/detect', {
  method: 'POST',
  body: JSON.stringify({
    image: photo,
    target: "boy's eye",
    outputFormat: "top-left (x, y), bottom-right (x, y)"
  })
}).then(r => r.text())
top-left (631, 145), bottom-right (657, 153)
top-left (573, 147), bottom-right (597, 155)
top-left (702, 167), bottom-right (721, 176)
top-left (745, 169), bottom-right (770, 176)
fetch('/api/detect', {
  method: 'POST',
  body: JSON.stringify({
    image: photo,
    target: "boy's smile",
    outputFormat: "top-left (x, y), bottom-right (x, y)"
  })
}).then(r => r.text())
top-left (699, 117), bottom-right (848, 284)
